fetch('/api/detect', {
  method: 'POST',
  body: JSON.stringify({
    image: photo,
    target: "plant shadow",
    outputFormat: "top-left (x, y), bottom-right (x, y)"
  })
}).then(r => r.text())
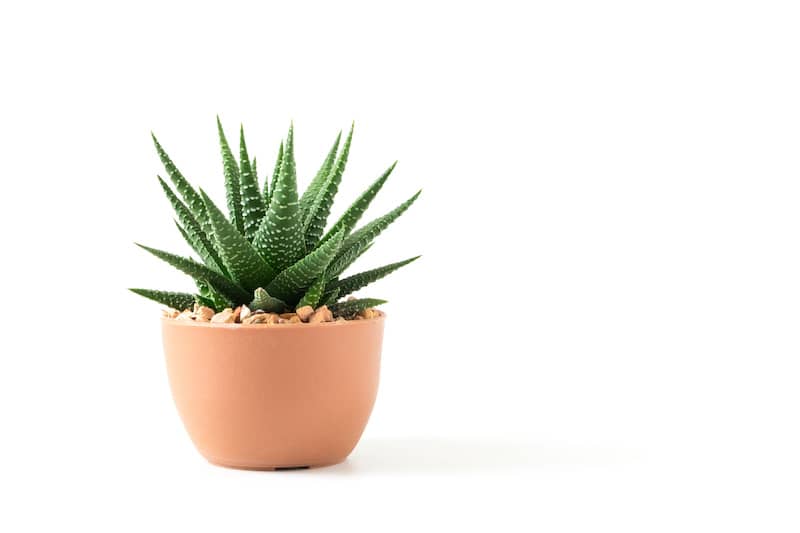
top-left (314, 437), bottom-right (636, 476)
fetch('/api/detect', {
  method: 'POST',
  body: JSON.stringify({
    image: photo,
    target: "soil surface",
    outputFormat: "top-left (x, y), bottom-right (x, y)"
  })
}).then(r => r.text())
top-left (162, 303), bottom-right (381, 324)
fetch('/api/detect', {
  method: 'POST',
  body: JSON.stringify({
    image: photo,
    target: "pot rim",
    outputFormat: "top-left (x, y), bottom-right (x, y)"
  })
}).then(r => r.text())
top-left (161, 313), bottom-right (386, 330)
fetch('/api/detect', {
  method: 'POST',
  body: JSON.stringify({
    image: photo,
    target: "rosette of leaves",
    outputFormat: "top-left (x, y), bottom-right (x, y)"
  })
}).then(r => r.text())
top-left (130, 118), bottom-right (420, 318)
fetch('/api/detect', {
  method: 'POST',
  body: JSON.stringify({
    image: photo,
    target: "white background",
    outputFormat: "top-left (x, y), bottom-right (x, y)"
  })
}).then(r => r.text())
top-left (1, 1), bottom-right (799, 531)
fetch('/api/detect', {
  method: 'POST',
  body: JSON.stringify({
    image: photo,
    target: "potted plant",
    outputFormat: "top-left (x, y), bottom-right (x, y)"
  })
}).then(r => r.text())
top-left (131, 119), bottom-right (420, 470)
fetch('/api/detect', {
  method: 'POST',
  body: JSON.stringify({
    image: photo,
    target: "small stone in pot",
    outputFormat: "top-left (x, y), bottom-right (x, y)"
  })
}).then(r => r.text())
top-left (211, 308), bottom-right (237, 323)
top-left (309, 305), bottom-right (333, 324)
top-left (296, 306), bottom-right (314, 322)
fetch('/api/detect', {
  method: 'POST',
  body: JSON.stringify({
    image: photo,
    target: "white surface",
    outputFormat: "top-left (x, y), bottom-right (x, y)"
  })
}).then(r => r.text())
top-left (1, 1), bottom-right (799, 531)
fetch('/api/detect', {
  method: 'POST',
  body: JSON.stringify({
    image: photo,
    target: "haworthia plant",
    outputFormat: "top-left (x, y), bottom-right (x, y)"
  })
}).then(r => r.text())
top-left (265, 141), bottom-right (283, 208)
top-left (303, 124), bottom-right (354, 251)
top-left (299, 131), bottom-right (341, 215)
top-left (329, 298), bottom-right (388, 318)
top-left (131, 119), bottom-right (421, 314)
top-left (160, 178), bottom-right (226, 275)
top-left (318, 161), bottom-right (396, 247)
top-left (238, 126), bottom-right (266, 241)
top-left (195, 279), bottom-right (233, 310)
top-left (199, 190), bottom-right (276, 291)
top-left (320, 288), bottom-right (340, 307)
top-left (326, 256), bottom-right (421, 299)
top-left (217, 116), bottom-right (244, 234)
top-left (326, 242), bottom-right (374, 280)
top-left (334, 190), bottom-right (422, 266)
top-left (297, 276), bottom-right (326, 309)
top-left (151, 133), bottom-right (205, 218)
top-left (252, 124), bottom-right (306, 271)
top-left (134, 243), bottom-right (250, 303)
top-left (250, 288), bottom-right (286, 313)
top-left (151, 133), bottom-right (213, 238)
top-left (129, 289), bottom-right (196, 311)
top-left (265, 230), bottom-right (344, 302)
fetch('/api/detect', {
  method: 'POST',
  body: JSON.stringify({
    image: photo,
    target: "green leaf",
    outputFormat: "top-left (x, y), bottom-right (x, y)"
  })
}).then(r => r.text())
top-left (135, 243), bottom-right (249, 303)
top-left (326, 242), bottom-right (373, 280)
top-left (328, 298), bottom-right (387, 318)
top-left (252, 124), bottom-right (306, 270)
top-left (299, 130), bottom-right (342, 215)
top-left (266, 230), bottom-right (344, 303)
top-left (297, 276), bottom-right (325, 309)
top-left (329, 256), bottom-right (420, 298)
top-left (319, 288), bottom-right (340, 307)
top-left (319, 161), bottom-right (396, 246)
top-left (250, 287), bottom-right (287, 313)
top-left (195, 279), bottom-right (232, 311)
top-left (216, 116), bottom-right (244, 234)
top-left (264, 141), bottom-right (283, 208)
top-left (200, 190), bottom-right (276, 291)
top-left (151, 133), bottom-right (211, 235)
top-left (158, 177), bottom-right (226, 274)
top-left (129, 288), bottom-right (196, 310)
top-left (151, 133), bottom-right (205, 215)
top-left (174, 222), bottom-right (229, 279)
top-left (336, 190), bottom-right (421, 263)
top-left (303, 124), bottom-right (354, 250)
top-left (194, 293), bottom-right (215, 310)
top-left (174, 221), bottom-right (195, 252)
top-left (238, 125), bottom-right (267, 240)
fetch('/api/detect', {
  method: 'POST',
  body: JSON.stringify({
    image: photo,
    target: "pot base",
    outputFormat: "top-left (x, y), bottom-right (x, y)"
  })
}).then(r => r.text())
top-left (206, 457), bottom-right (346, 471)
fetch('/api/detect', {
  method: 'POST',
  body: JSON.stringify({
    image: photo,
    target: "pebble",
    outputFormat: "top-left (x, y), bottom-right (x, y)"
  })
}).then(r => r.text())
top-left (309, 305), bottom-right (334, 324)
top-left (194, 306), bottom-right (215, 322)
top-left (210, 308), bottom-right (236, 323)
top-left (295, 306), bottom-right (314, 322)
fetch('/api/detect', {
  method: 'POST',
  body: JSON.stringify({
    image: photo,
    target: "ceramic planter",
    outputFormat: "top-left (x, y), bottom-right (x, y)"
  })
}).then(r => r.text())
top-left (161, 315), bottom-right (385, 470)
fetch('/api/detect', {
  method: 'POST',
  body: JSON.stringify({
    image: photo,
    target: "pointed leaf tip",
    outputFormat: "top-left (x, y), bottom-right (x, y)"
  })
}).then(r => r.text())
top-left (335, 188), bottom-right (421, 264)
top-left (330, 255), bottom-right (421, 298)
top-left (318, 160), bottom-right (399, 246)
top-left (136, 242), bottom-right (250, 302)
top-left (298, 129), bottom-right (344, 219)
top-left (130, 288), bottom-right (197, 311)
top-left (303, 126), bottom-right (354, 249)
top-left (329, 298), bottom-right (387, 318)
top-left (253, 125), bottom-right (304, 270)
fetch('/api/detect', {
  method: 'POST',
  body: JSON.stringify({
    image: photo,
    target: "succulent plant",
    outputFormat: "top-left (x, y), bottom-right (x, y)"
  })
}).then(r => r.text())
top-left (131, 118), bottom-right (420, 318)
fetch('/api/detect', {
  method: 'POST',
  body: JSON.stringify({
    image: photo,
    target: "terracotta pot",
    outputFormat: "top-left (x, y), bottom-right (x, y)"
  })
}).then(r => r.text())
top-left (161, 315), bottom-right (385, 470)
